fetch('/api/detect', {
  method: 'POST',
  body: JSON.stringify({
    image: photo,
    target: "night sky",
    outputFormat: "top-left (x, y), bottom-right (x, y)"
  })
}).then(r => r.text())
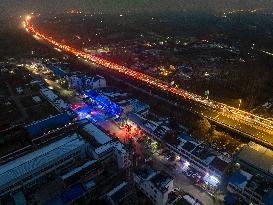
top-left (0, 0), bottom-right (273, 18)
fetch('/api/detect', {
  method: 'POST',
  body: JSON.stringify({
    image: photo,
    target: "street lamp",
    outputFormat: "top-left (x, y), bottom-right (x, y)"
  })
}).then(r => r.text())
top-left (238, 99), bottom-right (242, 109)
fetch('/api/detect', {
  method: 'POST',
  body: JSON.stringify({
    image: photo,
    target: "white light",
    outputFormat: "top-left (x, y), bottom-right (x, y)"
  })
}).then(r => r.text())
top-left (210, 175), bottom-right (219, 183)
top-left (184, 161), bottom-right (190, 167)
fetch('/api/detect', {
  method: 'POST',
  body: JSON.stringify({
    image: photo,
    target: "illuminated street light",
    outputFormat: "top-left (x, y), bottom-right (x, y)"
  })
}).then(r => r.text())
top-left (238, 99), bottom-right (242, 109)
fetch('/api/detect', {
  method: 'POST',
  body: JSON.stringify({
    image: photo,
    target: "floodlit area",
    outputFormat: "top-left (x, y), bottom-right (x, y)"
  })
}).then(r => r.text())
top-left (70, 92), bottom-right (122, 124)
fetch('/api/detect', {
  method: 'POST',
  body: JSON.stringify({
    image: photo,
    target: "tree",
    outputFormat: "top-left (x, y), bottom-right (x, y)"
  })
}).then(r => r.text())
top-left (191, 118), bottom-right (212, 140)
top-left (169, 116), bottom-right (179, 131)
top-left (162, 131), bottom-right (180, 146)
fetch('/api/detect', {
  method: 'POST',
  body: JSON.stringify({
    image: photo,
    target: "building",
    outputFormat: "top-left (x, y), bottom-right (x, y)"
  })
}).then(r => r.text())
top-left (234, 142), bottom-right (273, 182)
top-left (41, 88), bottom-right (68, 111)
top-left (68, 75), bottom-right (83, 88)
top-left (174, 134), bottom-right (230, 188)
top-left (25, 112), bottom-right (74, 138)
top-left (44, 183), bottom-right (87, 205)
top-left (134, 165), bottom-right (174, 205)
top-left (0, 133), bottom-right (89, 197)
top-left (127, 113), bottom-right (229, 189)
top-left (106, 181), bottom-right (129, 205)
top-left (227, 169), bottom-right (273, 205)
top-left (80, 122), bottom-right (130, 169)
top-left (68, 74), bottom-right (106, 89)
top-left (60, 159), bottom-right (104, 187)
top-left (85, 75), bottom-right (106, 89)
top-left (47, 63), bottom-right (67, 78)
top-left (117, 98), bottom-right (149, 115)
top-left (170, 194), bottom-right (202, 205)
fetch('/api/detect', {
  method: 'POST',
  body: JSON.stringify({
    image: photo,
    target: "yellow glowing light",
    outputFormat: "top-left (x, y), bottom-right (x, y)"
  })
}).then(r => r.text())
top-left (26, 15), bottom-right (31, 20)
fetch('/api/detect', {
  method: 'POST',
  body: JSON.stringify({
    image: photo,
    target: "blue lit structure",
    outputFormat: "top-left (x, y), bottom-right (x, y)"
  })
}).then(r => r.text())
top-left (71, 89), bottom-right (123, 124)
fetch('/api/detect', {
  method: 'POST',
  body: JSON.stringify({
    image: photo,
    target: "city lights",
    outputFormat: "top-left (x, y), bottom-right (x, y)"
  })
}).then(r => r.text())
top-left (24, 16), bottom-right (273, 140)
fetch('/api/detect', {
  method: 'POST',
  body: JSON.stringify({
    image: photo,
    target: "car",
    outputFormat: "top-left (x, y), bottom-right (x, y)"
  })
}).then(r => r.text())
top-left (186, 170), bottom-right (193, 177)
top-left (173, 187), bottom-right (181, 192)
top-left (145, 157), bottom-right (152, 162)
top-left (192, 173), bottom-right (199, 179)
top-left (164, 154), bottom-right (172, 161)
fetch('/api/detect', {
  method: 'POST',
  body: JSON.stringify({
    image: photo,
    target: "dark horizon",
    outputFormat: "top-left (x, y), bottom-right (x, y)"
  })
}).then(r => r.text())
top-left (1, 0), bottom-right (273, 19)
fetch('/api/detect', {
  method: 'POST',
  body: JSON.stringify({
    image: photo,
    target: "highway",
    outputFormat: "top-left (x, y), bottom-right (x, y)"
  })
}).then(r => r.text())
top-left (23, 16), bottom-right (273, 147)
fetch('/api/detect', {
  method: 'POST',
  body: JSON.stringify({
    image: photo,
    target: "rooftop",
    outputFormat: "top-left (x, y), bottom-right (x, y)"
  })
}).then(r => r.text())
top-left (135, 165), bottom-right (157, 180)
top-left (83, 123), bottom-right (111, 145)
top-left (229, 169), bottom-right (252, 190)
top-left (0, 133), bottom-right (86, 191)
top-left (177, 133), bottom-right (199, 152)
top-left (41, 88), bottom-right (68, 111)
top-left (210, 157), bottom-right (229, 173)
top-left (61, 159), bottom-right (97, 180)
top-left (151, 171), bottom-right (173, 193)
top-left (44, 183), bottom-right (85, 205)
top-left (47, 63), bottom-right (67, 77)
top-left (176, 195), bottom-right (202, 205)
top-left (92, 75), bottom-right (105, 82)
top-left (191, 145), bottom-right (216, 165)
top-left (235, 142), bottom-right (273, 175)
top-left (262, 189), bottom-right (273, 205)
top-left (25, 112), bottom-right (73, 138)
top-left (179, 133), bottom-right (196, 142)
top-left (127, 112), bottom-right (147, 126)
top-left (106, 181), bottom-right (128, 204)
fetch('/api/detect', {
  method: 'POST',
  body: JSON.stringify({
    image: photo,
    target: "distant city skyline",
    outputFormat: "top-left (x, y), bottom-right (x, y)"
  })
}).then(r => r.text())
top-left (0, 0), bottom-right (273, 19)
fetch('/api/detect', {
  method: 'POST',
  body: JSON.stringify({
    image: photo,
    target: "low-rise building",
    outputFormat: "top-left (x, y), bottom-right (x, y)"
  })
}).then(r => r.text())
top-left (170, 194), bottom-right (202, 205)
top-left (0, 133), bottom-right (89, 197)
top-left (234, 142), bottom-right (273, 182)
top-left (85, 75), bottom-right (106, 88)
top-left (41, 88), bottom-right (68, 111)
top-left (175, 134), bottom-right (230, 188)
top-left (106, 181), bottom-right (129, 205)
top-left (80, 122), bottom-right (130, 169)
top-left (134, 165), bottom-right (174, 205)
top-left (60, 159), bottom-right (104, 187)
top-left (128, 114), bottom-right (229, 189)
top-left (227, 169), bottom-right (273, 205)
top-left (68, 74), bottom-right (106, 89)
top-left (25, 112), bottom-right (74, 138)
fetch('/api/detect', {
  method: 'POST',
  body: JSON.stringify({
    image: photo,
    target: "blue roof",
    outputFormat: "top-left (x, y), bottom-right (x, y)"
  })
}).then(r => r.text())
top-left (43, 197), bottom-right (65, 205)
top-left (84, 89), bottom-right (98, 98)
top-left (47, 63), bottom-right (67, 77)
top-left (130, 99), bottom-right (149, 113)
top-left (229, 170), bottom-right (248, 186)
top-left (262, 189), bottom-right (273, 205)
top-left (92, 75), bottom-right (104, 82)
top-left (179, 133), bottom-right (195, 142)
top-left (224, 194), bottom-right (236, 205)
top-left (62, 183), bottom-right (85, 203)
top-left (43, 184), bottom-right (84, 205)
top-left (26, 112), bottom-right (73, 138)
top-left (13, 191), bottom-right (27, 205)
